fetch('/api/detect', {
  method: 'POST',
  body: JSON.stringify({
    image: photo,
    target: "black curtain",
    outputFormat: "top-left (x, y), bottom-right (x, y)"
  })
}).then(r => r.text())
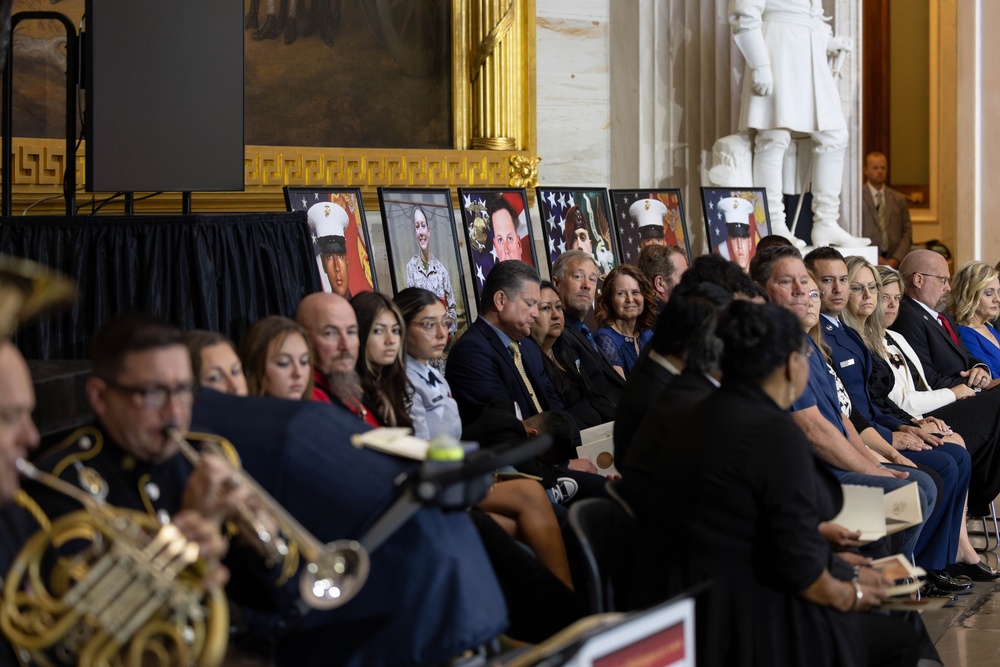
top-left (0, 213), bottom-right (322, 359)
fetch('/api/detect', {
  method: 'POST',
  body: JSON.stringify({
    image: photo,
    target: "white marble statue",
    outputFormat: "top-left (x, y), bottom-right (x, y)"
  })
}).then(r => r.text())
top-left (729, 0), bottom-right (868, 248)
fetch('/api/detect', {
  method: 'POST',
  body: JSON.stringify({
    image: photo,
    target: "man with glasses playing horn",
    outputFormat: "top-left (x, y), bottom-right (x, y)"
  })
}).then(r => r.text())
top-left (6, 312), bottom-right (238, 666)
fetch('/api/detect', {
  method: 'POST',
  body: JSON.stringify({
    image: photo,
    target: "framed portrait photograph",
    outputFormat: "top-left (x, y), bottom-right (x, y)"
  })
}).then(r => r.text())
top-left (535, 187), bottom-right (619, 279)
top-left (377, 188), bottom-right (470, 335)
top-left (700, 187), bottom-right (772, 273)
top-left (457, 188), bottom-right (538, 302)
top-left (284, 186), bottom-right (377, 298)
top-left (610, 189), bottom-right (691, 264)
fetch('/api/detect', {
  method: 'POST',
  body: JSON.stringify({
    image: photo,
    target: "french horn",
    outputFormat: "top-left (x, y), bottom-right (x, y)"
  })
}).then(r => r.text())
top-left (1, 459), bottom-right (229, 667)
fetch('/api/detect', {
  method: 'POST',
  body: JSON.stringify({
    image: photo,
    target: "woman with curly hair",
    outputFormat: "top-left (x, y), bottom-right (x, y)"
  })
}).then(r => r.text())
top-left (949, 261), bottom-right (1000, 377)
top-left (351, 291), bottom-right (412, 428)
top-left (238, 316), bottom-right (314, 400)
top-left (593, 265), bottom-right (657, 378)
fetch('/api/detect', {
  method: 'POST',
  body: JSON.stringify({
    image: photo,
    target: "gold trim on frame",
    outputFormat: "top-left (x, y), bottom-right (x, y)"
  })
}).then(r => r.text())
top-left (6, 0), bottom-right (538, 216)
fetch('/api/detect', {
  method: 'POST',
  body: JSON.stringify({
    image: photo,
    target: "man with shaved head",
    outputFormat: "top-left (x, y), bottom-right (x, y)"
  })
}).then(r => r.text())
top-left (296, 292), bottom-right (377, 424)
top-left (892, 249), bottom-right (998, 391)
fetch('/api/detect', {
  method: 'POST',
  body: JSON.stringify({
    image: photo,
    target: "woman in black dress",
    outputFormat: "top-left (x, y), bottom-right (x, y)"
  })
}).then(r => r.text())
top-left (631, 301), bottom-right (922, 667)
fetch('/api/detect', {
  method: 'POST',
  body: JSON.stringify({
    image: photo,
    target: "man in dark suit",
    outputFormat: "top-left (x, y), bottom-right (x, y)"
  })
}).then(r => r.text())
top-left (890, 248), bottom-right (996, 391)
top-left (446, 260), bottom-right (564, 426)
top-left (806, 247), bottom-right (974, 583)
top-left (861, 152), bottom-right (912, 268)
top-left (550, 249), bottom-right (625, 406)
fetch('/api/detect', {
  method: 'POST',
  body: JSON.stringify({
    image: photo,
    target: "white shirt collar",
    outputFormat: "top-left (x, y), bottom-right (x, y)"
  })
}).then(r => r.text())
top-left (913, 297), bottom-right (942, 321)
top-left (867, 182), bottom-right (885, 199)
top-left (648, 350), bottom-right (682, 375)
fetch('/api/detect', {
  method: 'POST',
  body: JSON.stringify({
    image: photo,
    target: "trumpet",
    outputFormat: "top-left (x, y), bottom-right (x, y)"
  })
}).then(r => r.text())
top-left (165, 426), bottom-right (370, 611)
top-left (1, 459), bottom-right (229, 667)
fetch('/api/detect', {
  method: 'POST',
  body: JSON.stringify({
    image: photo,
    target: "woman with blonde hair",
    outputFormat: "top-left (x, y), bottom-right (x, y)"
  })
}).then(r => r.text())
top-left (593, 265), bottom-right (657, 378)
top-left (239, 316), bottom-right (314, 400)
top-left (949, 261), bottom-right (1000, 377)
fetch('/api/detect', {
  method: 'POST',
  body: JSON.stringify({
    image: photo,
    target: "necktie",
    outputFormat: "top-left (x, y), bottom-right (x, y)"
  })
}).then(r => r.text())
top-left (508, 341), bottom-right (543, 413)
top-left (580, 324), bottom-right (599, 353)
top-left (426, 370), bottom-right (440, 387)
top-left (875, 191), bottom-right (889, 249)
top-left (938, 313), bottom-right (960, 346)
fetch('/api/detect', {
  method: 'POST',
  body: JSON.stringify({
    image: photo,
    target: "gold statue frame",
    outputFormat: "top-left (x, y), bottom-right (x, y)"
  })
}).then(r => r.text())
top-left (6, 0), bottom-right (539, 216)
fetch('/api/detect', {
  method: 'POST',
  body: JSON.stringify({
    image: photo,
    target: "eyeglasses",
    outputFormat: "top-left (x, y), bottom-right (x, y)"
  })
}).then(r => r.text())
top-left (849, 282), bottom-right (878, 295)
top-left (916, 272), bottom-right (950, 286)
top-left (104, 379), bottom-right (197, 411)
top-left (808, 290), bottom-right (824, 301)
top-left (412, 317), bottom-right (456, 333)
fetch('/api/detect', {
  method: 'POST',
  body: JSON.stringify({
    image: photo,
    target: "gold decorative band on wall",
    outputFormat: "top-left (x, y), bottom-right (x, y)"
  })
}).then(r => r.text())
top-left (3, 139), bottom-right (541, 215)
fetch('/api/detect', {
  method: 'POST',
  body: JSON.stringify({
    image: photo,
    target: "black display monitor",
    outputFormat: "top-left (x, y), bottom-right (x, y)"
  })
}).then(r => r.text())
top-left (84, 0), bottom-right (244, 193)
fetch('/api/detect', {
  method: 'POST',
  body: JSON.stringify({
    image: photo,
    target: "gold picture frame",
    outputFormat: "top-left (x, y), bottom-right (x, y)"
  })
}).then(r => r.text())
top-left (6, 0), bottom-right (539, 216)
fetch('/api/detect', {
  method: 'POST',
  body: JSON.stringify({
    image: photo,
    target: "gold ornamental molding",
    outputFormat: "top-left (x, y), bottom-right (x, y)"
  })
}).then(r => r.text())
top-left (3, 140), bottom-right (540, 215)
top-left (4, 0), bottom-right (538, 216)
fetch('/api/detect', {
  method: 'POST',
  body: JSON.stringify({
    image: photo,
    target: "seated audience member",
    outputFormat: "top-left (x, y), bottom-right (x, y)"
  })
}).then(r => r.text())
top-left (807, 247), bottom-right (974, 586)
top-left (395, 288), bottom-right (574, 583)
top-left (593, 265), bottom-right (657, 379)
top-left (755, 233), bottom-right (796, 251)
top-left (551, 249), bottom-right (625, 405)
top-left (637, 243), bottom-right (688, 308)
top-left (185, 329), bottom-right (249, 396)
top-left (296, 292), bottom-right (379, 426)
top-left (631, 301), bottom-right (924, 667)
top-left (857, 263), bottom-right (1000, 581)
top-left (683, 252), bottom-right (763, 300)
top-left (530, 281), bottom-right (615, 427)
top-left (614, 282), bottom-right (731, 464)
top-left (754, 248), bottom-right (936, 571)
top-left (351, 292), bottom-right (411, 428)
top-left (394, 287), bottom-right (460, 440)
top-left (890, 248), bottom-right (997, 390)
top-left (842, 255), bottom-right (992, 579)
top-left (239, 315), bottom-right (314, 400)
top-left (949, 261), bottom-right (1000, 377)
top-left (621, 289), bottom-right (727, 511)
top-left (446, 260), bottom-right (563, 425)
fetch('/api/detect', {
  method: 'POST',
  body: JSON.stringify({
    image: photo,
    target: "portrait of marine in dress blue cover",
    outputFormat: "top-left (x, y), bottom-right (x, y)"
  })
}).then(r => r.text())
top-left (378, 187), bottom-right (469, 336)
top-left (610, 189), bottom-right (691, 265)
top-left (700, 187), bottom-right (772, 273)
top-left (284, 187), bottom-right (377, 298)
top-left (457, 188), bottom-right (538, 303)
top-left (535, 188), bottom-right (619, 280)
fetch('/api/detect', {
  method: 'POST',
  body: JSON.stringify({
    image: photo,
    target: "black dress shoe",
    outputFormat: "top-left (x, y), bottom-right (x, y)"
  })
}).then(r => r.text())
top-left (926, 569), bottom-right (975, 594)
top-left (920, 584), bottom-right (959, 607)
top-left (946, 561), bottom-right (1000, 582)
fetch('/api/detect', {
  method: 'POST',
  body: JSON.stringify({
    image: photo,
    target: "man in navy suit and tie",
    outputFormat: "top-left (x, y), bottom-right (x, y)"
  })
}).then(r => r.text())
top-left (446, 260), bottom-right (564, 426)
top-left (891, 248), bottom-right (998, 391)
top-left (806, 247), bottom-right (975, 585)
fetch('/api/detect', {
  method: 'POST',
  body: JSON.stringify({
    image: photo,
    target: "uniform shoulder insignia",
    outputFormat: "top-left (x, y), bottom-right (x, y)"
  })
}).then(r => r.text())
top-left (51, 426), bottom-right (105, 478)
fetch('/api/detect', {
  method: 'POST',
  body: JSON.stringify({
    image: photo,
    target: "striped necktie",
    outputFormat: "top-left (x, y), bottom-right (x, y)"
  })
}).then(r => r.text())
top-left (508, 341), bottom-right (543, 413)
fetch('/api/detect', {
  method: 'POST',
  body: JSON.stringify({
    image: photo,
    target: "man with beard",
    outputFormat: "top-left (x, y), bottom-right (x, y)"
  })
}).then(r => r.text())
top-left (296, 292), bottom-right (380, 426)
